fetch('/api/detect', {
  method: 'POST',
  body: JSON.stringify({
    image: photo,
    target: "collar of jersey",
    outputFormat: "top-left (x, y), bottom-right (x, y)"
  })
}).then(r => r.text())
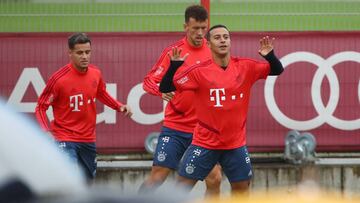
top-left (69, 63), bottom-right (88, 75)
top-left (184, 37), bottom-right (205, 50)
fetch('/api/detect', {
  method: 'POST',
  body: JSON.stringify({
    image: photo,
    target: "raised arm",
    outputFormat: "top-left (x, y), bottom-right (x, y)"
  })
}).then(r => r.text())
top-left (143, 49), bottom-right (177, 101)
top-left (258, 36), bottom-right (284, 75)
top-left (159, 47), bottom-right (189, 93)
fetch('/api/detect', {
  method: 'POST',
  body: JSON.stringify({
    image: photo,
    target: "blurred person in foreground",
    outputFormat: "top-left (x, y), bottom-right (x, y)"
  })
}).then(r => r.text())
top-left (159, 24), bottom-right (284, 195)
top-left (35, 32), bottom-right (132, 182)
top-left (0, 100), bottom-right (191, 203)
top-left (140, 5), bottom-right (222, 196)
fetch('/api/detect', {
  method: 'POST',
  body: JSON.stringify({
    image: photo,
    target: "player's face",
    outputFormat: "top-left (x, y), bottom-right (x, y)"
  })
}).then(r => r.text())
top-left (184, 17), bottom-right (208, 47)
top-left (69, 42), bottom-right (91, 71)
top-left (207, 27), bottom-right (231, 57)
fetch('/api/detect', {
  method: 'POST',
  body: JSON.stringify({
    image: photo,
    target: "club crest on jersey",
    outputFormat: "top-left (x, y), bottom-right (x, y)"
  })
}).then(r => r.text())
top-left (48, 94), bottom-right (54, 103)
top-left (177, 76), bottom-right (189, 84)
top-left (157, 151), bottom-right (167, 162)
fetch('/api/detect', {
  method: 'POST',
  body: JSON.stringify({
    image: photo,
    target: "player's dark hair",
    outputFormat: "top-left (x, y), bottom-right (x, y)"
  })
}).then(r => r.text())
top-left (68, 33), bottom-right (91, 50)
top-left (206, 24), bottom-right (229, 41)
top-left (185, 5), bottom-right (208, 23)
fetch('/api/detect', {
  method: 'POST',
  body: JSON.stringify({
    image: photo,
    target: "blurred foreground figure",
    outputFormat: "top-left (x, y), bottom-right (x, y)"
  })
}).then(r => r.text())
top-left (1, 101), bottom-right (193, 203)
top-left (0, 100), bottom-right (86, 202)
top-left (199, 183), bottom-right (360, 203)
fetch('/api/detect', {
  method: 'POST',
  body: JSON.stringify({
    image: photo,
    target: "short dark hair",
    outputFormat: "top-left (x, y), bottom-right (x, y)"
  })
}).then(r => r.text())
top-left (206, 24), bottom-right (229, 41)
top-left (185, 5), bottom-right (208, 23)
top-left (68, 32), bottom-right (91, 50)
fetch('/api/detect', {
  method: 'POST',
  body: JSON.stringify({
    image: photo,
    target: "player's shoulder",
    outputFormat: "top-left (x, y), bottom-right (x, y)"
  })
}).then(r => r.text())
top-left (87, 64), bottom-right (102, 74)
top-left (162, 38), bottom-right (186, 53)
top-left (49, 64), bottom-right (71, 79)
top-left (43, 64), bottom-right (71, 86)
top-left (175, 58), bottom-right (212, 79)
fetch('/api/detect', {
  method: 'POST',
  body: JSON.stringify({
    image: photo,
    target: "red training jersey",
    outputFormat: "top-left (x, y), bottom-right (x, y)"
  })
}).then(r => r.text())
top-left (174, 57), bottom-right (270, 149)
top-left (35, 63), bottom-right (123, 142)
top-left (143, 37), bottom-right (211, 133)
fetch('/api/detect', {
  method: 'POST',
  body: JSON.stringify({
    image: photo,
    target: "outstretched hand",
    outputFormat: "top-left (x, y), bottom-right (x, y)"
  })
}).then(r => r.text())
top-left (120, 105), bottom-right (132, 117)
top-left (259, 36), bottom-right (275, 56)
top-left (167, 47), bottom-right (189, 62)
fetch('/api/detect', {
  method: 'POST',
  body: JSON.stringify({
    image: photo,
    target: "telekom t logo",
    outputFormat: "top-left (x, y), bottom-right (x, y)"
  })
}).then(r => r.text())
top-left (210, 88), bottom-right (225, 107)
top-left (69, 94), bottom-right (83, 112)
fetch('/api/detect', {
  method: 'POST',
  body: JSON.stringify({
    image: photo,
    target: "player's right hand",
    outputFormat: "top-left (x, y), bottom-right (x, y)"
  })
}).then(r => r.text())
top-left (167, 46), bottom-right (189, 62)
top-left (162, 92), bottom-right (175, 102)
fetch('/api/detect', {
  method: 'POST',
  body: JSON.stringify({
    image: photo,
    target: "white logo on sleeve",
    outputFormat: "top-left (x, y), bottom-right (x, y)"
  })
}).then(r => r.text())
top-left (210, 88), bottom-right (226, 107)
top-left (177, 76), bottom-right (189, 84)
top-left (69, 94), bottom-right (83, 112)
top-left (154, 66), bottom-right (164, 76)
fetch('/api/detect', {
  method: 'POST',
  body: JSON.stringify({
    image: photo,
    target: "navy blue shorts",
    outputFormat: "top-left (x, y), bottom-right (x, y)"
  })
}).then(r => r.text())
top-left (58, 141), bottom-right (97, 180)
top-left (178, 145), bottom-right (252, 183)
top-left (152, 126), bottom-right (192, 170)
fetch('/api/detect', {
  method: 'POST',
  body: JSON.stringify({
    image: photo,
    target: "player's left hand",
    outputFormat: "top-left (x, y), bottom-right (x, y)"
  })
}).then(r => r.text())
top-left (120, 105), bottom-right (132, 117)
top-left (258, 36), bottom-right (275, 56)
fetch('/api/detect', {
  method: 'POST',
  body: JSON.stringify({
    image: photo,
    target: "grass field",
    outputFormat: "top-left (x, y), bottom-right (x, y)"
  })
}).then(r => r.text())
top-left (0, 1), bottom-right (359, 32)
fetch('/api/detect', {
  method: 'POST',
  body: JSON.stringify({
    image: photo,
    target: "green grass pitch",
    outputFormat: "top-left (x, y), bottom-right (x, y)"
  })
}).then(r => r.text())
top-left (0, 1), bottom-right (359, 32)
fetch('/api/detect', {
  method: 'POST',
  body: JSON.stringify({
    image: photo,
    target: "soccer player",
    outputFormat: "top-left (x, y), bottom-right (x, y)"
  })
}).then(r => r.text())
top-left (159, 24), bottom-right (284, 195)
top-left (35, 32), bottom-right (132, 181)
top-left (140, 5), bottom-right (222, 196)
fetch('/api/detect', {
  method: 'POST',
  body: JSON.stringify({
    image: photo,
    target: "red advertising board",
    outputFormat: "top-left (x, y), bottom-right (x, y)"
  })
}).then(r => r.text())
top-left (0, 32), bottom-right (359, 153)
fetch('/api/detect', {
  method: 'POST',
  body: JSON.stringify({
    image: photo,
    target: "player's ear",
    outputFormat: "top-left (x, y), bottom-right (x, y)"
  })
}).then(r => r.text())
top-left (206, 40), bottom-right (210, 48)
top-left (183, 22), bottom-right (188, 32)
top-left (68, 49), bottom-right (72, 56)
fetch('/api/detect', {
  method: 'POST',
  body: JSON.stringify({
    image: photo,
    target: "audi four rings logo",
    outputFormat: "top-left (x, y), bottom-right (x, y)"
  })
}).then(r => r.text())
top-left (265, 51), bottom-right (360, 131)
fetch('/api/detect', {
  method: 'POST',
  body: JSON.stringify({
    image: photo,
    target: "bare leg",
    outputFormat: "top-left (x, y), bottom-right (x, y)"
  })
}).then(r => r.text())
top-left (138, 166), bottom-right (172, 193)
top-left (204, 164), bottom-right (222, 197)
top-left (176, 175), bottom-right (198, 192)
top-left (230, 180), bottom-right (250, 196)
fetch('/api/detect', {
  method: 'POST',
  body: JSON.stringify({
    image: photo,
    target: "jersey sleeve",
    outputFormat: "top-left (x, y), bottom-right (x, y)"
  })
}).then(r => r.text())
top-left (97, 74), bottom-right (123, 111)
top-left (35, 75), bottom-right (58, 132)
top-left (250, 60), bottom-right (270, 82)
top-left (143, 48), bottom-right (171, 96)
top-left (173, 68), bottom-right (199, 92)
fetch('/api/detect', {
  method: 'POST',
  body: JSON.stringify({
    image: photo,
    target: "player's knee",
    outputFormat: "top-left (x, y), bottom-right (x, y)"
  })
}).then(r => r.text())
top-left (231, 180), bottom-right (250, 193)
top-left (149, 166), bottom-right (172, 184)
top-left (205, 171), bottom-right (222, 188)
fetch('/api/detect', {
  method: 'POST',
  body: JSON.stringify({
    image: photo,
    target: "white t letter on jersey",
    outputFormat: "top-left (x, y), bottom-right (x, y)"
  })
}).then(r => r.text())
top-left (210, 88), bottom-right (226, 107)
top-left (69, 94), bottom-right (83, 112)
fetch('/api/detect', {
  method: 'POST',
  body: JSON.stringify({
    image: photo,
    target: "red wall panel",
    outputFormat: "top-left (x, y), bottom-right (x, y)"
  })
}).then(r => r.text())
top-left (0, 32), bottom-right (359, 153)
